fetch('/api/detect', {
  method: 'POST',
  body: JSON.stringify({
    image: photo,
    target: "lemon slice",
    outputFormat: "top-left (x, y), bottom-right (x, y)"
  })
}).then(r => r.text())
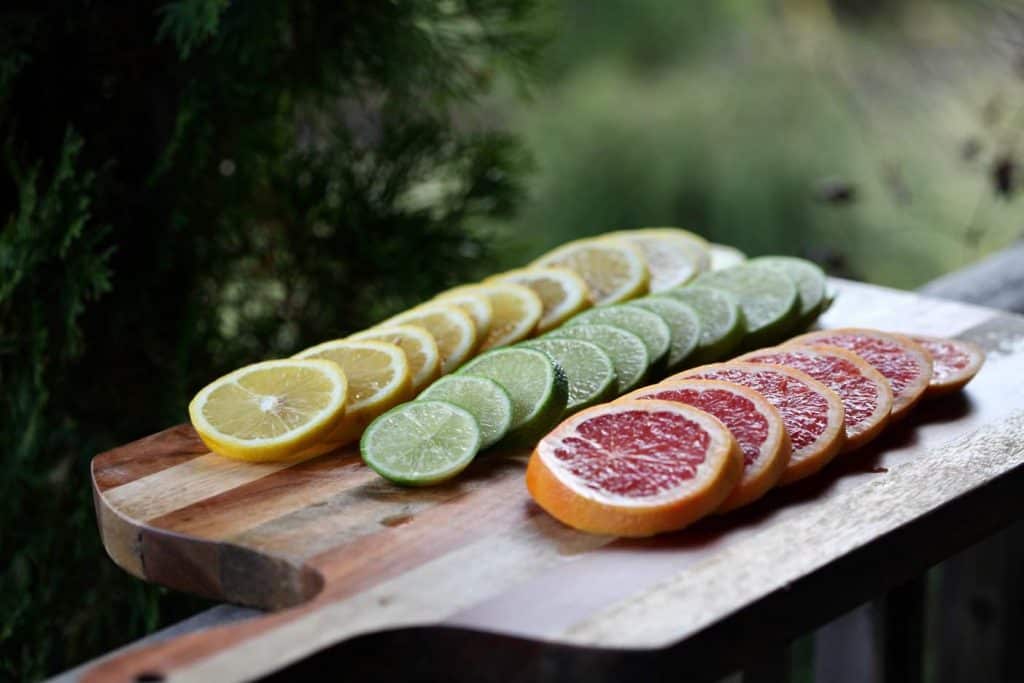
top-left (427, 290), bottom-right (492, 342)
top-left (605, 228), bottom-right (710, 292)
top-left (189, 359), bottom-right (348, 462)
top-left (486, 267), bottom-right (590, 332)
top-left (531, 237), bottom-right (648, 305)
top-left (294, 340), bottom-right (412, 446)
top-left (376, 303), bottom-right (477, 374)
top-left (348, 324), bottom-right (441, 393)
top-left (438, 282), bottom-right (542, 351)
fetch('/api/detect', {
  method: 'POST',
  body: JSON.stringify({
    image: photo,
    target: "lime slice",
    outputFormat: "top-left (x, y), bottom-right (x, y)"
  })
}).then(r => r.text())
top-left (521, 337), bottom-right (618, 414)
top-left (695, 263), bottom-right (799, 348)
top-left (458, 347), bottom-right (568, 446)
top-left (565, 304), bottom-right (671, 372)
top-left (547, 323), bottom-right (650, 394)
top-left (751, 256), bottom-right (828, 329)
top-left (418, 375), bottom-right (513, 449)
top-left (629, 296), bottom-right (702, 372)
top-left (661, 285), bottom-right (744, 364)
top-left (361, 400), bottom-right (481, 486)
top-left (709, 243), bottom-right (747, 270)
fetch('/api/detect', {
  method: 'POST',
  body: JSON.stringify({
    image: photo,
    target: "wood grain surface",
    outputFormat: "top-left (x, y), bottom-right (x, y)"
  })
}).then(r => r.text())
top-left (85, 279), bottom-right (1024, 683)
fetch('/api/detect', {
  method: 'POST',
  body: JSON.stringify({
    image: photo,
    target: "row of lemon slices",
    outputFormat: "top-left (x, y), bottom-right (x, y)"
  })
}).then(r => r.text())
top-left (189, 228), bottom-right (742, 462)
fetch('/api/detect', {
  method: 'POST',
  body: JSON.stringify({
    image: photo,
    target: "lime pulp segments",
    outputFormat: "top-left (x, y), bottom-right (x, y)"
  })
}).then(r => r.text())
top-left (546, 323), bottom-right (650, 394)
top-left (751, 255), bottom-right (827, 328)
top-left (565, 304), bottom-right (671, 371)
top-left (661, 285), bottom-right (744, 364)
top-left (418, 375), bottom-right (513, 449)
top-left (360, 400), bottom-right (481, 486)
top-left (457, 347), bottom-right (568, 446)
top-left (694, 263), bottom-right (799, 348)
top-left (521, 337), bottom-right (618, 414)
top-left (629, 296), bottom-right (702, 371)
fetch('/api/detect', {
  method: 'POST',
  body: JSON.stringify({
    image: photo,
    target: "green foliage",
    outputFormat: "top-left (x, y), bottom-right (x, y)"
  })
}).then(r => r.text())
top-left (0, 1), bottom-right (538, 679)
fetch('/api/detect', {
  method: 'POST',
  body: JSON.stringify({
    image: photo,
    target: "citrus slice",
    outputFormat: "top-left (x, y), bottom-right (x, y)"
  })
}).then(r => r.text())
top-left (427, 290), bottom-right (493, 344)
top-left (788, 328), bottom-right (933, 420)
top-left (566, 304), bottom-right (672, 373)
top-left (675, 362), bottom-right (846, 484)
top-left (531, 237), bottom-right (648, 305)
top-left (458, 347), bottom-right (568, 446)
top-left (526, 399), bottom-right (743, 537)
top-left (739, 345), bottom-right (893, 451)
top-left (604, 228), bottom-right (710, 292)
top-left (189, 359), bottom-right (348, 462)
top-left (438, 283), bottom-right (542, 351)
top-left (751, 256), bottom-right (828, 329)
top-left (521, 337), bottom-right (618, 414)
top-left (376, 303), bottom-right (477, 375)
top-left (487, 267), bottom-right (590, 332)
top-left (294, 339), bottom-right (412, 446)
top-left (348, 325), bottom-right (441, 393)
top-left (695, 263), bottom-right (800, 349)
top-left (709, 243), bottom-right (747, 271)
top-left (630, 296), bottom-right (702, 371)
top-left (361, 400), bottom-right (481, 486)
top-left (620, 379), bottom-right (790, 512)
top-left (546, 323), bottom-right (650, 394)
top-left (662, 285), bottom-right (745, 364)
top-left (908, 335), bottom-right (985, 397)
top-left (418, 375), bottom-right (513, 449)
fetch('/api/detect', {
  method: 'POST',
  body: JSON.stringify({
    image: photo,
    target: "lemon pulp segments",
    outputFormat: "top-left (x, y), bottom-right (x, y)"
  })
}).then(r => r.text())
top-left (531, 237), bottom-right (648, 305)
top-left (189, 359), bottom-right (347, 462)
top-left (438, 282), bottom-right (542, 351)
top-left (487, 267), bottom-right (590, 332)
top-left (428, 290), bottom-right (493, 342)
top-left (294, 339), bottom-right (411, 445)
top-left (376, 303), bottom-right (477, 374)
top-left (348, 324), bottom-right (441, 392)
top-left (606, 228), bottom-right (710, 292)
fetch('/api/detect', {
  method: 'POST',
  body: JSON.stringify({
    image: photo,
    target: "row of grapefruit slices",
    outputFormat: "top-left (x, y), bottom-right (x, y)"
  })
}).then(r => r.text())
top-left (527, 328), bottom-right (985, 537)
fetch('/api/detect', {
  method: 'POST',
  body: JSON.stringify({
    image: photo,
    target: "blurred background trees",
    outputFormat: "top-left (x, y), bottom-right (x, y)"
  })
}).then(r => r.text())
top-left (0, 1), bottom-right (535, 679)
top-left (1, 0), bottom-right (1021, 680)
top-left (485, 0), bottom-right (1024, 287)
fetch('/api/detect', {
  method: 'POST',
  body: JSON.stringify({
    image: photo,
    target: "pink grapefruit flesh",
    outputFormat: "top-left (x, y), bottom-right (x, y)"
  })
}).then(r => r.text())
top-left (672, 362), bottom-right (846, 484)
top-left (526, 400), bottom-right (743, 537)
top-left (738, 344), bottom-right (894, 452)
top-left (909, 335), bottom-right (985, 397)
top-left (619, 379), bottom-right (791, 511)
top-left (788, 328), bottom-right (933, 420)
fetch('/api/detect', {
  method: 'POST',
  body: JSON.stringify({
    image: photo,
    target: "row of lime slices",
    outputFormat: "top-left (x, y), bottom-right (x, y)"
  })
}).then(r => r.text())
top-left (360, 255), bottom-right (833, 484)
top-left (188, 228), bottom-right (830, 471)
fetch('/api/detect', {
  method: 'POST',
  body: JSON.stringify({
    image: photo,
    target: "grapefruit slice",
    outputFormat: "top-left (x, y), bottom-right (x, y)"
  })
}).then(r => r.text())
top-left (738, 345), bottom-right (894, 451)
top-left (526, 400), bottom-right (742, 537)
top-left (908, 335), bottom-right (985, 397)
top-left (674, 362), bottom-right (846, 484)
top-left (619, 379), bottom-right (790, 512)
top-left (788, 328), bottom-right (933, 420)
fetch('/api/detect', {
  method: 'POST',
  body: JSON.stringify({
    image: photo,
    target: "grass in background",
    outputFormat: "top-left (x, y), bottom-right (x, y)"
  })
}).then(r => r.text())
top-left (488, 0), bottom-right (1024, 288)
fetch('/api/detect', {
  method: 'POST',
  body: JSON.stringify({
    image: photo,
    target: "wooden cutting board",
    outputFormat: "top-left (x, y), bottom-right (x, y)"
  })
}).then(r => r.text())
top-left (86, 279), bottom-right (1024, 683)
